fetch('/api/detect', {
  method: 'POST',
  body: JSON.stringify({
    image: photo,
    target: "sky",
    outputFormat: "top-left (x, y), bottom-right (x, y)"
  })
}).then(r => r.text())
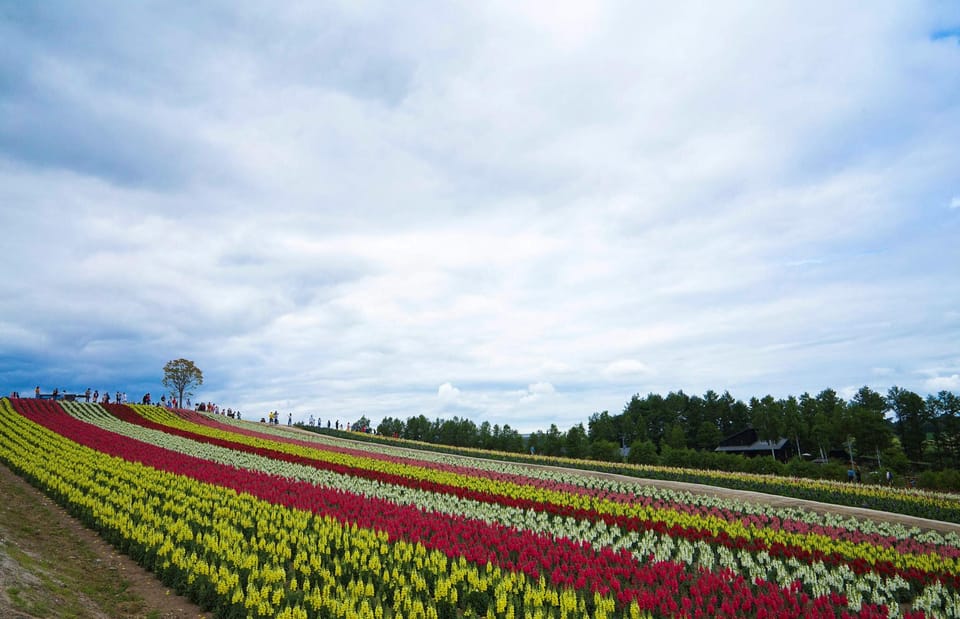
top-left (1, 1), bottom-right (959, 432)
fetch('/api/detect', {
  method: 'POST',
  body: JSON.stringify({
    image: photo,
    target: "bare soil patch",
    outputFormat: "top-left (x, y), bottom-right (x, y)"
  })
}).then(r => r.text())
top-left (0, 462), bottom-right (210, 619)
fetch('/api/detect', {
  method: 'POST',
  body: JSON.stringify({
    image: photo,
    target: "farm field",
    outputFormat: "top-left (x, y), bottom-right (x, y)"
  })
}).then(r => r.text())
top-left (0, 460), bottom-right (210, 619)
top-left (1, 397), bottom-right (959, 618)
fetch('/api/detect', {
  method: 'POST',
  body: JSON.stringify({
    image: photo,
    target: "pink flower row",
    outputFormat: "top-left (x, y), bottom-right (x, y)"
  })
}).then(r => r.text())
top-left (138, 404), bottom-right (959, 563)
top-left (12, 398), bottom-right (901, 618)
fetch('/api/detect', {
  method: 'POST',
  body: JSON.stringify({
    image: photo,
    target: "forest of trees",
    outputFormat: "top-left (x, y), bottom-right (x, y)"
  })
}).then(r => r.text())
top-left (374, 413), bottom-right (526, 453)
top-left (365, 386), bottom-right (960, 475)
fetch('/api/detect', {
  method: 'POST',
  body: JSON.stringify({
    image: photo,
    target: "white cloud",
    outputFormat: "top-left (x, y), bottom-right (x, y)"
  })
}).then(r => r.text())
top-left (528, 381), bottom-right (556, 395)
top-left (538, 360), bottom-right (573, 375)
top-left (437, 382), bottom-right (462, 405)
top-left (603, 360), bottom-right (655, 378)
top-left (837, 386), bottom-right (861, 402)
top-left (926, 375), bottom-right (960, 391)
top-left (520, 381), bottom-right (556, 403)
top-left (1, 3), bottom-right (958, 433)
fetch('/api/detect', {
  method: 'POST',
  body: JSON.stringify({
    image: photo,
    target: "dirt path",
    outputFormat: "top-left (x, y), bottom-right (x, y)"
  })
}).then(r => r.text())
top-left (0, 462), bottom-right (210, 619)
top-left (288, 427), bottom-right (960, 534)
top-left (539, 464), bottom-right (960, 534)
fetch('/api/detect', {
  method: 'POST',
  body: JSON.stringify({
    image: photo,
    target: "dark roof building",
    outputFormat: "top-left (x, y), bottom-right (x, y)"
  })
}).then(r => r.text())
top-left (715, 428), bottom-right (793, 461)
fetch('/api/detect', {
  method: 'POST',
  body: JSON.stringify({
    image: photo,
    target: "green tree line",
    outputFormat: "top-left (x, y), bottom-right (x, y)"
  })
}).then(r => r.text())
top-left (375, 413), bottom-right (525, 453)
top-left (367, 386), bottom-right (960, 475)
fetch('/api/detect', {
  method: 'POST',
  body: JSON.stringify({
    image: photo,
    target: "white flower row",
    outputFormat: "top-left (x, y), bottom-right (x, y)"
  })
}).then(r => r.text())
top-left (205, 410), bottom-right (960, 549)
top-left (66, 404), bottom-right (947, 616)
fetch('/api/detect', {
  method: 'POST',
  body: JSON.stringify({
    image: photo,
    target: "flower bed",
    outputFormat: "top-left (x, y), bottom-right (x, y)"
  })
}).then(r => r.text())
top-left (2, 397), bottom-right (959, 617)
top-left (301, 426), bottom-right (960, 522)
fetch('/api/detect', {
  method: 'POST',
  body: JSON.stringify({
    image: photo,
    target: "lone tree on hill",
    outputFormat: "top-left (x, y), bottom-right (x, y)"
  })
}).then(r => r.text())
top-left (162, 358), bottom-right (203, 408)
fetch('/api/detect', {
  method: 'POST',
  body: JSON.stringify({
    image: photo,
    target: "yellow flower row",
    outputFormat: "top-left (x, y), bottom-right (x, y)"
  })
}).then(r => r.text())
top-left (132, 404), bottom-right (960, 577)
top-left (0, 400), bottom-right (640, 619)
top-left (631, 463), bottom-right (960, 513)
top-left (271, 418), bottom-right (960, 517)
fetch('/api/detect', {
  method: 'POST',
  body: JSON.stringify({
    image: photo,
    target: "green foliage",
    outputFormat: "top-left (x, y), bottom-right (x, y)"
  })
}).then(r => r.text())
top-left (526, 430), bottom-right (546, 455)
top-left (663, 423), bottom-right (687, 449)
top-left (377, 416), bottom-right (404, 437)
top-left (660, 445), bottom-right (700, 468)
top-left (626, 439), bottom-right (658, 465)
top-left (161, 358), bottom-right (203, 407)
top-left (888, 386), bottom-right (928, 463)
top-left (586, 410), bottom-right (619, 444)
top-left (496, 424), bottom-right (524, 453)
top-left (841, 386), bottom-right (893, 461)
top-left (750, 395), bottom-right (783, 447)
top-left (563, 423), bottom-right (589, 459)
top-left (123, 417), bottom-right (960, 521)
top-left (784, 457), bottom-right (820, 479)
top-left (938, 468), bottom-right (960, 491)
top-left (744, 455), bottom-right (785, 475)
top-left (403, 414), bottom-right (432, 442)
top-left (436, 416), bottom-right (478, 447)
top-left (305, 381), bottom-right (960, 497)
top-left (918, 468), bottom-right (960, 491)
top-left (881, 442), bottom-right (911, 474)
top-left (693, 420), bottom-right (722, 452)
top-left (588, 439), bottom-right (621, 463)
top-left (927, 391), bottom-right (960, 469)
top-left (352, 415), bottom-right (371, 432)
top-left (542, 424), bottom-right (564, 456)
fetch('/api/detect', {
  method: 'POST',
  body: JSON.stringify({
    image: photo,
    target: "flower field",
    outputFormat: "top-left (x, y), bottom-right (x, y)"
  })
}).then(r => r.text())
top-left (314, 431), bottom-right (960, 523)
top-left (1, 397), bottom-right (959, 618)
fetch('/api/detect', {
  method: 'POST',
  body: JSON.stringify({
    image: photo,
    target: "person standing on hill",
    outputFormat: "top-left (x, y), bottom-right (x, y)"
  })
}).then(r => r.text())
top-left (35, 386), bottom-right (40, 399)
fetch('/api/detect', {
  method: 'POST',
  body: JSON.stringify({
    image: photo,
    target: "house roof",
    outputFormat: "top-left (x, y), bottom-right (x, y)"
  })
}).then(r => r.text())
top-left (715, 437), bottom-right (789, 453)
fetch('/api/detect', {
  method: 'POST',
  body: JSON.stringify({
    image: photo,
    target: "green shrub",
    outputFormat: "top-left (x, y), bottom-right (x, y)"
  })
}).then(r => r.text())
top-left (785, 457), bottom-right (819, 479)
top-left (932, 468), bottom-right (960, 492)
top-left (626, 439), bottom-right (658, 465)
top-left (661, 446), bottom-right (699, 468)
top-left (589, 439), bottom-right (621, 463)
top-left (744, 456), bottom-right (784, 475)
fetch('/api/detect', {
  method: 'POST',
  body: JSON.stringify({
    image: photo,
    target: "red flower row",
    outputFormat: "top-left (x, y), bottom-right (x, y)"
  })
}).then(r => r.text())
top-left (102, 402), bottom-right (956, 589)
top-left (10, 399), bottom-right (902, 618)
top-left (173, 405), bottom-right (957, 561)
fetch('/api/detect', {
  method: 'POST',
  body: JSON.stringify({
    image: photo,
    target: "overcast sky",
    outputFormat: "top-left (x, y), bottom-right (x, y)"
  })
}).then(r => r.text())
top-left (1, 2), bottom-right (958, 432)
